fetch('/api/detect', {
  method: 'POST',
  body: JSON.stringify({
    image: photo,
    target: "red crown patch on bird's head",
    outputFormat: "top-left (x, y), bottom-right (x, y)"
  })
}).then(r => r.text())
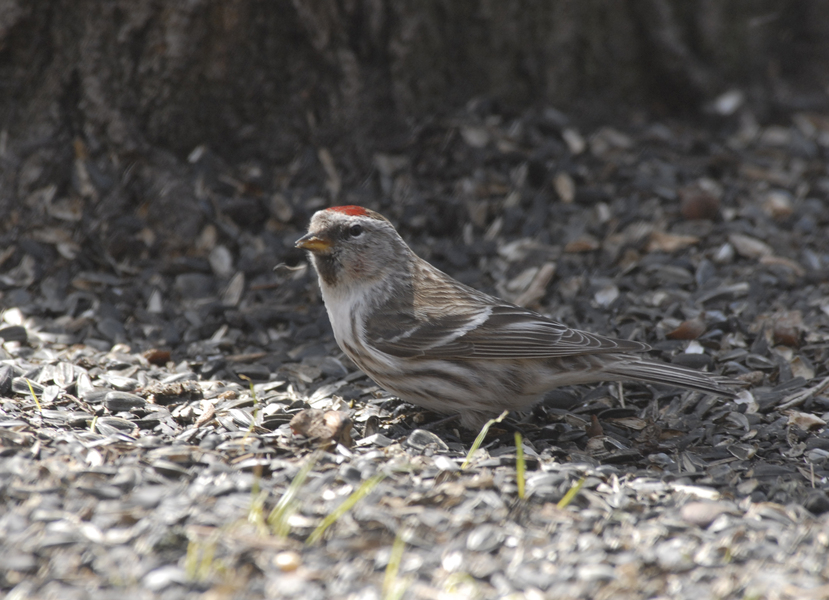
top-left (326, 205), bottom-right (369, 217)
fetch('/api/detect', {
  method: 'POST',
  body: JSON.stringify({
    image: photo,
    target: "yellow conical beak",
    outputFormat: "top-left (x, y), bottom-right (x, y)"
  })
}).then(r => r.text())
top-left (296, 233), bottom-right (331, 252)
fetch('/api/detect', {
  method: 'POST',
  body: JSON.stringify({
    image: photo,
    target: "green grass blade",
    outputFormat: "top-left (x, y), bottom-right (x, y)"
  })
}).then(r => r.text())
top-left (25, 378), bottom-right (41, 412)
top-left (248, 469), bottom-right (268, 533)
top-left (514, 431), bottom-right (526, 500)
top-left (382, 529), bottom-right (412, 600)
top-left (557, 476), bottom-right (586, 509)
top-left (248, 462), bottom-right (266, 531)
top-left (462, 410), bottom-right (508, 469)
top-left (306, 473), bottom-right (385, 545)
top-left (268, 451), bottom-right (320, 537)
top-left (184, 539), bottom-right (199, 580)
top-left (185, 534), bottom-right (217, 582)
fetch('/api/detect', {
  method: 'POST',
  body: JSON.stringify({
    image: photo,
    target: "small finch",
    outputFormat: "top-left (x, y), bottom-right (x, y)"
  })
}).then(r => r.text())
top-left (297, 205), bottom-right (737, 430)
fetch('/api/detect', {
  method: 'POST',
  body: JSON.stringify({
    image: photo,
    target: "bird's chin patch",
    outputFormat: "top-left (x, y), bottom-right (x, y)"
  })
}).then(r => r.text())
top-left (313, 253), bottom-right (341, 287)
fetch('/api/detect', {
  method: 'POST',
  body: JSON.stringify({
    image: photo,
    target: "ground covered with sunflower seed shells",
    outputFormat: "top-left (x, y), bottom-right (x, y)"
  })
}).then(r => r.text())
top-left (3, 101), bottom-right (829, 599)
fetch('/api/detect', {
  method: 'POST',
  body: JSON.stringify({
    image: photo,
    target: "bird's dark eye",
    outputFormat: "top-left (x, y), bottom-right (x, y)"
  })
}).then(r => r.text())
top-left (349, 224), bottom-right (364, 237)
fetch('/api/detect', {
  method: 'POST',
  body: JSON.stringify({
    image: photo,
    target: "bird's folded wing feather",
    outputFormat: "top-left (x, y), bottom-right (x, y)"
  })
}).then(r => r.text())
top-left (365, 303), bottom-right (648, 359)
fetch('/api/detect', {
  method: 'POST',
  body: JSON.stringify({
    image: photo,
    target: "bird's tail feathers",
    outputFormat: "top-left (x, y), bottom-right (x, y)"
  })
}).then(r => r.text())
top-left (604, 359), bottom-right (738, 398)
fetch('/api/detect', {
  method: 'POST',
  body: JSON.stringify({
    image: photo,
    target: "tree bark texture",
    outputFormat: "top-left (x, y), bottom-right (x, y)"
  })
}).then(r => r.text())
top-left (1, 0), bottom-right (827, 256)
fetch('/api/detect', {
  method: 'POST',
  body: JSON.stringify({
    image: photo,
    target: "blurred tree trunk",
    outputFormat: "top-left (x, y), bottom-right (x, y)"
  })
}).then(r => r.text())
top-left (1, 0), bottom-right (827, 257)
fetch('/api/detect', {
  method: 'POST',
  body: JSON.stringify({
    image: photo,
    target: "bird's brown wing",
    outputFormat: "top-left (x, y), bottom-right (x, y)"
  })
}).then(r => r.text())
top-left (365, 303), bottom-right (648, 359)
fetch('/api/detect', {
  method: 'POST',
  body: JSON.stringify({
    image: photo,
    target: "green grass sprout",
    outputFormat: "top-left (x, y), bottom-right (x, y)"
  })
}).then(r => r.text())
top-left (382, 529), bottom-right (412, 600)
top-left (268, 451), bottom-right (320, 537)
top-left (557, 476), bottom-right (586, 509)
top-left (248, 464), bottom-right (267, 533)
top-left (443, 573), bottom-right (479, 596)
top-left (514, 431), bottom-right (526, 499)
top-left (306, 473), bottom-right (385, 545)
top-left (462, 410), bottom-right (508, 469)
top-left (25, 378), bottom-right (41, 412)
top-left (185, 535), bottom-right (217, 582)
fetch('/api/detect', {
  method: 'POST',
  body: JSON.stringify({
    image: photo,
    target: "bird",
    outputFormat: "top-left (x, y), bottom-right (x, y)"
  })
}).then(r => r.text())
top-left (296, 205), bottom-right (737, 430)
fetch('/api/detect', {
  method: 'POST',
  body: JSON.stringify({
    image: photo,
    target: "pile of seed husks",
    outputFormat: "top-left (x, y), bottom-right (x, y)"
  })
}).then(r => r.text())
top-left (2, 99), bottom-right (829, 599)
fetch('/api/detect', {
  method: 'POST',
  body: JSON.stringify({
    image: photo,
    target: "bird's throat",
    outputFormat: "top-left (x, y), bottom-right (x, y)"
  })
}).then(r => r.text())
top-left (313, 254), bottom-right (340, 287)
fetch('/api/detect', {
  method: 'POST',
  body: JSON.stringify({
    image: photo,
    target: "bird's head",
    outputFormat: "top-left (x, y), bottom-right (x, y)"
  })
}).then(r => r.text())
top-left (296, 206), bottom-right (410, 288)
